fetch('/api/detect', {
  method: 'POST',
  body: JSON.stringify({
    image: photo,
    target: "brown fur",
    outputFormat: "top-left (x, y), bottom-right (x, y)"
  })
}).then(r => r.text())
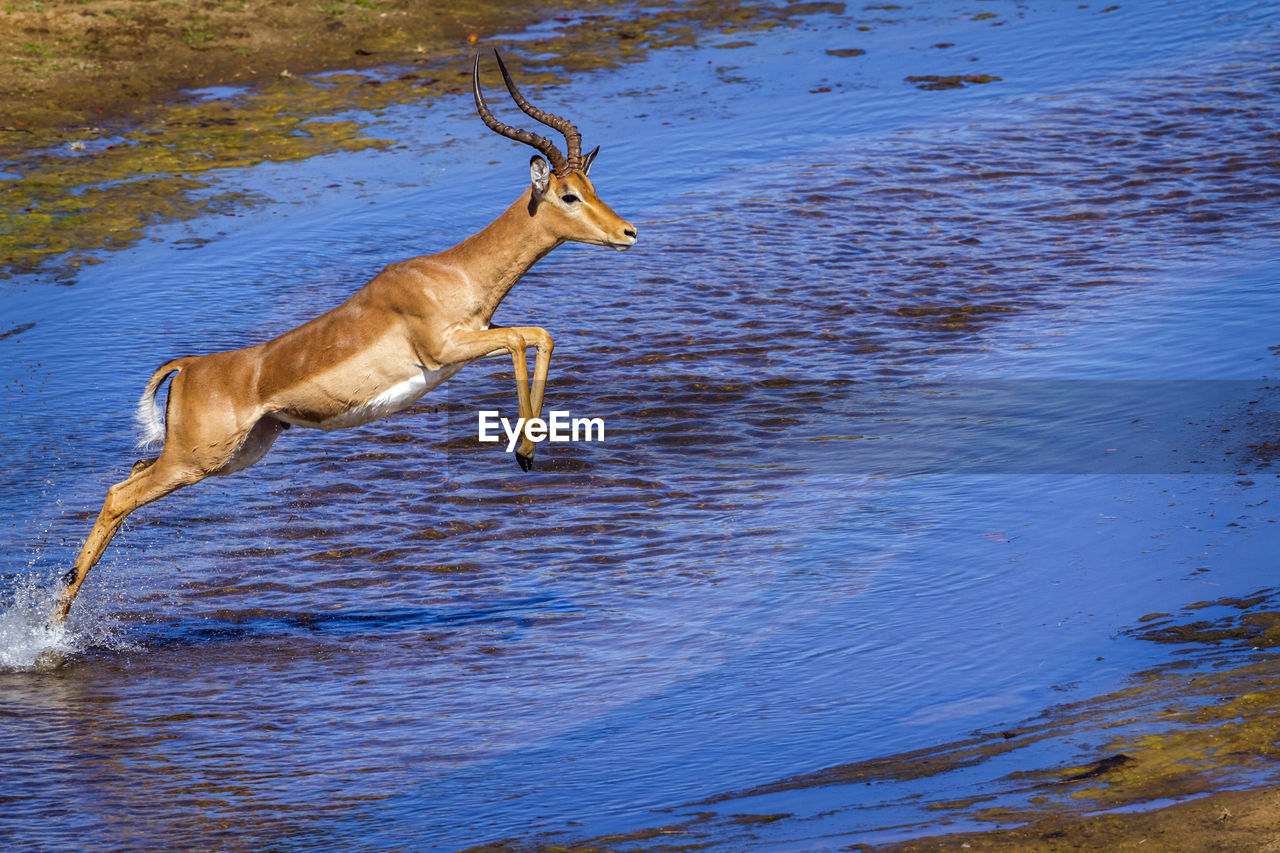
top-left (55, 168), bottom-right (635, 622)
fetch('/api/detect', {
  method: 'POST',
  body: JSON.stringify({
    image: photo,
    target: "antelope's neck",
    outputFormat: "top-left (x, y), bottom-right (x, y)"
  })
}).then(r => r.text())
top-left (442, 190), bottom-right (562, 322)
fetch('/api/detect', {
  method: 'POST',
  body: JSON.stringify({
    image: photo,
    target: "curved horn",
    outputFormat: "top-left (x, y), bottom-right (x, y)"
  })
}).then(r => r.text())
top-left (493, 49), bottom-right (583, 172)
top-left (472, 52), bottom-right (569, 176)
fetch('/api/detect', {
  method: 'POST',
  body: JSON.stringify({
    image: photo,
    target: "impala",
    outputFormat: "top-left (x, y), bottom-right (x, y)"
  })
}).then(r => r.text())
top-left (54, 50), bottom-right (637, 622)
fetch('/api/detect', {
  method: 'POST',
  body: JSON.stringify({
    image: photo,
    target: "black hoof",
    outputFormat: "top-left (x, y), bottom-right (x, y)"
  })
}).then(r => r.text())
top-left (515, 452), bottom-right (533, 472)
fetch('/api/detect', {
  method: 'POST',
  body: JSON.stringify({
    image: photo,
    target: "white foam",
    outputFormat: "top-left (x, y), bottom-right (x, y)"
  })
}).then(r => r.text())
top-left (0, 575), bottom-right (130, 671)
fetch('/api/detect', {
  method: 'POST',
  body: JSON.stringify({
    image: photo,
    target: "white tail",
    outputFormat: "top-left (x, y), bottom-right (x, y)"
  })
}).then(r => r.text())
top-left (134, 362), bottom-right (182, 448)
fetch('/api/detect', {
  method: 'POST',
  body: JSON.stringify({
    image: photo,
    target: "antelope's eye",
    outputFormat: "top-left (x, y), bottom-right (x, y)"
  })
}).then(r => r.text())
top-left (561, 194), bottom-right (579, 204)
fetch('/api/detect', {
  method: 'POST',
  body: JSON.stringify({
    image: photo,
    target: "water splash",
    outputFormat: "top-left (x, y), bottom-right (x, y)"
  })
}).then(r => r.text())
top-left (0, 573), bottom-right (130, 671)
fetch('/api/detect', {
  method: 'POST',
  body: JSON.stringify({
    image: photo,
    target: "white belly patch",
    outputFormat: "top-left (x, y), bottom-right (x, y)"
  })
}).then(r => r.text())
top-left (278, 363), bottom-right (464, 431)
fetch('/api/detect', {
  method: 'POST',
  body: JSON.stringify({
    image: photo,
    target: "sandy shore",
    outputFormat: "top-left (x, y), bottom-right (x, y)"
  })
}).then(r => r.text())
top-left (1, 0), bottom-right (576, 132)
top-left (860, 787), bottom-right (1280, 852)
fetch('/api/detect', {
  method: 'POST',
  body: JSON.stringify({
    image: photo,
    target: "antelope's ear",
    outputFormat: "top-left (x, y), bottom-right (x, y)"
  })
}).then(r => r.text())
top-left (530, 156), bottom-right (551, 196)
top-left (581, 146), bottom-right (600, 176)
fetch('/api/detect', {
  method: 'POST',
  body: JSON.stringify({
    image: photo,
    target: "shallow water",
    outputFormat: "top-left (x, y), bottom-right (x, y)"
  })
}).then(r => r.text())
top-left (2, 0), bottom-right (1279, 849)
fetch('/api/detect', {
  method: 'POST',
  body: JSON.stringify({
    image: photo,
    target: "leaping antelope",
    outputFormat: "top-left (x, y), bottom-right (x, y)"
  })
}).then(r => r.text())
top-left (54, 51), bottom-right (637, 623)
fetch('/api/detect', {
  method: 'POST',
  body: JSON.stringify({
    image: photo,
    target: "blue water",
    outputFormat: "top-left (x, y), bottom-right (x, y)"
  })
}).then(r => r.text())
top-left (1, 0), bottom-right (1278, 849)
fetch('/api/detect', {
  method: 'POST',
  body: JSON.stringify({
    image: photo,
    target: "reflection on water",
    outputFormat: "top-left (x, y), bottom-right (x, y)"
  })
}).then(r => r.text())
top-left (2, 0), bottom-right (1279, 849)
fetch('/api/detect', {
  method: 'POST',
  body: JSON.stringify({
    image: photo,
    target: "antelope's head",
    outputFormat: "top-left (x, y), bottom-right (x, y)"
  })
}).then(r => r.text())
top-left (473, 51), bottom-right (638, 252)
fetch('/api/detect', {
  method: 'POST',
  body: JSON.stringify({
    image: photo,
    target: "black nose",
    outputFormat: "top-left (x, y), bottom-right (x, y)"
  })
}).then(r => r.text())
top-left (624, 228), bottom-right (637, 238)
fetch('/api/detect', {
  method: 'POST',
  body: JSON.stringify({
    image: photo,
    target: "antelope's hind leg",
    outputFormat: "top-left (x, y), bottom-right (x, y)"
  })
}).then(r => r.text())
top-left (53, 349), bottom-right (288, 623)
top-left (54, 455), bottom-right (201, 623)
top-left (53, 413), bottom-right (288, 622)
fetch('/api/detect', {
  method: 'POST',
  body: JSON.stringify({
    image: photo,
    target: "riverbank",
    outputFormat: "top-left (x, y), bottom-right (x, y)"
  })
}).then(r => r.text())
top-left (1, 0), bottom-right (576, 133)
top-left (1, 0), bottom-right (837, 280)
top-left (863, 787), bottom-right (1280, 852)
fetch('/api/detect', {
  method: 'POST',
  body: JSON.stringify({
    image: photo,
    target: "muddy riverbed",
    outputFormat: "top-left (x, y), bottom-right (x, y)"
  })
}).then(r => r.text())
top-left (2, 0), bottom-right (1279, 850)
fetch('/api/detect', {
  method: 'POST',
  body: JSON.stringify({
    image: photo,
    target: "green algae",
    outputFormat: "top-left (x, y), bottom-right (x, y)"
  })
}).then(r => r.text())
top-left (1, 80), bottom-right (394, 279)
top-left (954, 592), bottom-right (1280, 824)
top-left (968, 657), bottom-right (1280, 827)
top-left (1130, 589), bottom-right (1280, 650)
top-left (1, 0), bottom-right (849, 283)
top-left (905, 73), bottom-right (1003, 90)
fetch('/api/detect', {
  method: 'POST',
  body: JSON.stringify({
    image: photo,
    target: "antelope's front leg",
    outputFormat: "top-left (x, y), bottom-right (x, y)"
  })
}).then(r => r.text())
top-left (504, 326), bottom-right (554, 468)
top-left (439, 327), bottom-right (554, 470)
